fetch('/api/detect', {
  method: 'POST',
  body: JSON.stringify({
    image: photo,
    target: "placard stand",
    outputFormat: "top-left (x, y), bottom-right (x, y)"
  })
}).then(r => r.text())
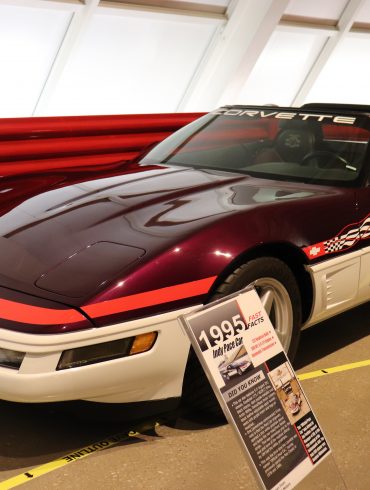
top-left (180, 287), bottom-right (339, 490)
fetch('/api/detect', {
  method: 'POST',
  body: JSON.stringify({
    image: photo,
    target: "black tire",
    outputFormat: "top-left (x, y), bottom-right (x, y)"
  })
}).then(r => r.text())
top-left (182, 348), bottom-right (224, 419)
top-left (182, 257), bottom-right (302, 417)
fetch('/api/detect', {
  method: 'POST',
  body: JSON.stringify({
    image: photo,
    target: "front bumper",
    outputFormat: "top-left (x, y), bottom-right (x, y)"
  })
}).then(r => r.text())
top-left (0, 306), bottom-right (195, 403)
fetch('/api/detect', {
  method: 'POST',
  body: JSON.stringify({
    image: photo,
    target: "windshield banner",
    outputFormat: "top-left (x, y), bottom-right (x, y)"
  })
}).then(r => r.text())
top-left (212, 107), bottom-right (357, 125)
top-left (180, 288), bottom-right (331, 490)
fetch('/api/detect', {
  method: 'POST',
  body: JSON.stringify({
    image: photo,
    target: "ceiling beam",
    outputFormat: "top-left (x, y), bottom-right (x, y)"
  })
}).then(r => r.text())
top-left (101, 0), bottom-right (226, 21)
top-left (101, 0), bottom-right (227, 17)
top-left (32, 0), bottom-right (100, 116)
top-left (277, 20), bottom-right (337, 37)
top-left (292, 0), bottom-right (365, 106)
top-left (177, 0), bottom-right (289, 111)
top-left (0, 0), bottom-right (80, 10)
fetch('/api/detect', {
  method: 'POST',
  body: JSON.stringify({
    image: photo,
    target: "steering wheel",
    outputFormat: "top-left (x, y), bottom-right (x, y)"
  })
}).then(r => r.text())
top-left (301, 150), bottom-right (353, 170)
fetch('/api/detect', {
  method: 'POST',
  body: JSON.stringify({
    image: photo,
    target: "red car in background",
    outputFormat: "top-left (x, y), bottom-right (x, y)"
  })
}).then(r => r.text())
top-left (0, 104), bottom-right (368, 413)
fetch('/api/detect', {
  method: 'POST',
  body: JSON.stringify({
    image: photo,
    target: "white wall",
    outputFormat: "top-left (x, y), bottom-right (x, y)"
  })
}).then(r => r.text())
top-left (0, 0), bottom-right (369, 117)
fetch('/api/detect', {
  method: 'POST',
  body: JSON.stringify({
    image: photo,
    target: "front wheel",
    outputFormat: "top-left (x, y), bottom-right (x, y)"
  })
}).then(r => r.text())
top-left (182, 257), bottom-right (302, 417)
top-left (211, 257), bottom-right (302, 359)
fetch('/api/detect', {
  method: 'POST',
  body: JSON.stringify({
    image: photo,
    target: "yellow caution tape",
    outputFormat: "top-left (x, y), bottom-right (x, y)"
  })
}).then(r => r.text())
top-left (0, 421), bottom-right (160, 490)
top-left (297, 359), bottom-right (370, 381)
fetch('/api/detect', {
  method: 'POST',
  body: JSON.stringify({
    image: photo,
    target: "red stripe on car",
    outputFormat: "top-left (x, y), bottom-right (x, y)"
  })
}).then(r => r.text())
top-left (0, 298), bottom-right (84, 325)
top-left (82, 276), bottom-right (217, 319)
top-left (0, 276), bottom-right (216, 326)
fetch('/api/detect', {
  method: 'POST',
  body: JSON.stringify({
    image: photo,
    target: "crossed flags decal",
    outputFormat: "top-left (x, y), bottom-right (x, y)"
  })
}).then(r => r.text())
top-left (303, 213), bottom-right (370, 259)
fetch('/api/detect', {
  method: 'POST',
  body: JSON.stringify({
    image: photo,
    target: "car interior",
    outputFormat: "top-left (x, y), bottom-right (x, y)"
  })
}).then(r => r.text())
top-left (166, 117), bottom-right (369, 185)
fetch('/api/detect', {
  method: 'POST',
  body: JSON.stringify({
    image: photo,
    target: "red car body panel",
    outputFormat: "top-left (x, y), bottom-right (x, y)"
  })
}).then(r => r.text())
top-left (0, 106), bottom-right (369, 335)
top-left (0, 163), bottom-right (366, 333)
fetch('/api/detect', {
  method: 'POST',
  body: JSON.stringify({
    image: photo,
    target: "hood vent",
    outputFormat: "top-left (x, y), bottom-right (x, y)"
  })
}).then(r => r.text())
top-left (36, 242), bottom-right (145, 298)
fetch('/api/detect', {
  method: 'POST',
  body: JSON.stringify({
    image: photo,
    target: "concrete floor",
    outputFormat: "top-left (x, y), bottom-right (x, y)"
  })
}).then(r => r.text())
top-left (0, 302), bottom-right (369, 490)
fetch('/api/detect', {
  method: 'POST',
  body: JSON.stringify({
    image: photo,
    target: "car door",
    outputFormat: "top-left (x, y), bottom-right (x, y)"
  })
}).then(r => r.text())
top-left (355, 152), bottom-right (370, 302)
top-left (303, 117), bottom-right (370, 325)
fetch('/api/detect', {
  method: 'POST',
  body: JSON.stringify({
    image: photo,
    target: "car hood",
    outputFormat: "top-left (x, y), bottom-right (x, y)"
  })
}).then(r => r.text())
top-left (0, 163), bottom-right (328, 303)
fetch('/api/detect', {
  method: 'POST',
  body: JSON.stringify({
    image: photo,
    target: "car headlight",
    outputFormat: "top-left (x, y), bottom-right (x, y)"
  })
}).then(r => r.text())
top-left (0, 348), bottom-right (25, 370)
top-left (57, 332), bottom-right (158, 370)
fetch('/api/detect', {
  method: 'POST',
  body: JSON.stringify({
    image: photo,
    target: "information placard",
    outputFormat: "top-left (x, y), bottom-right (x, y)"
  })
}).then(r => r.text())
top-left (181, 287), bottom-right (331, 490)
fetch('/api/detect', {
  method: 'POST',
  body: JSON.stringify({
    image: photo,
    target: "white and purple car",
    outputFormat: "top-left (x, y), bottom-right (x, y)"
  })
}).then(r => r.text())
top-left (0, 104), bottom-right (369, 413)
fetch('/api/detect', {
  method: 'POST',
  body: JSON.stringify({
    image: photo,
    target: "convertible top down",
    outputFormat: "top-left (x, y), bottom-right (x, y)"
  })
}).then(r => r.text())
top-left (0, 104), bottom-right (369, 410)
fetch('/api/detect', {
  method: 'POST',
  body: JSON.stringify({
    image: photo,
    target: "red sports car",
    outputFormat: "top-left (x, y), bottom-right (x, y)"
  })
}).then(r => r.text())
top-left (0, 104), bottom-right (369, 413)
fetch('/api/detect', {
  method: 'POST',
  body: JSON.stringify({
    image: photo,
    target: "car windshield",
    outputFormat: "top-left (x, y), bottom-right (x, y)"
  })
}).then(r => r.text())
top-left (141, 107), bottom-right (370, 186)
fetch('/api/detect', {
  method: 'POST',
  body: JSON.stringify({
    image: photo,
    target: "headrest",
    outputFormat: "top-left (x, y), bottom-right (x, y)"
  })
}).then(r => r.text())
top-left (276, 129), bottom-right (316, 162)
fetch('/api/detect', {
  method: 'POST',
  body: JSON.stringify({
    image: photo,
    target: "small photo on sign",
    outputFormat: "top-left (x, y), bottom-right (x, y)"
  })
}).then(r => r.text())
top-left (268, 362), bottom-right (311, 425)
top-left (218, 344), bottom-right (253, 386)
